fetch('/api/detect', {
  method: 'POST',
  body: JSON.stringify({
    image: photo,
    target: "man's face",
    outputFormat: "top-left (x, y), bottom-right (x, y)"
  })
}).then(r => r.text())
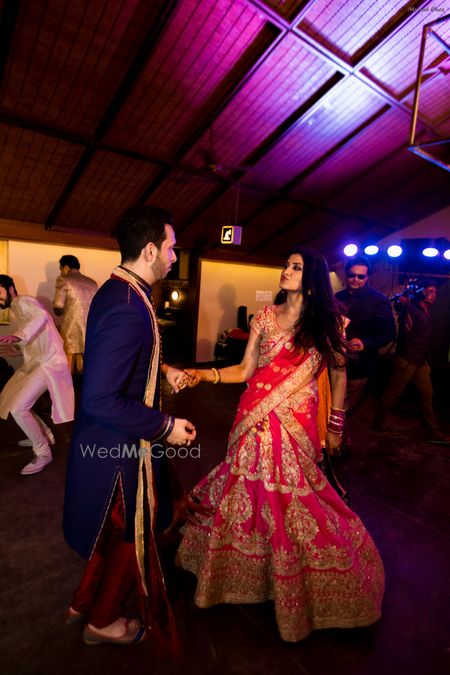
top-left (346, 264), bottom-right (369, 291)
top-left (423, 286), bottom-right (437, 305)
top-left (151, 224), bottom-right (177, 282)
top-left (0, 285), bottom-right (13, 309)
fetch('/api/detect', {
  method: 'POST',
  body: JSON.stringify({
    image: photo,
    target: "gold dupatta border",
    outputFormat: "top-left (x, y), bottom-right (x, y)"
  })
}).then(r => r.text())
top-left (228, 347), bottom-right (322, 449)
top-left (111, 266), bottom-right (163, 597)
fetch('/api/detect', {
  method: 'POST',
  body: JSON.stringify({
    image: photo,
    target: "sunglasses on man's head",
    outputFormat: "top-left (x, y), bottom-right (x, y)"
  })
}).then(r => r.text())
top-left (347, 273), bottom-right (367, 279)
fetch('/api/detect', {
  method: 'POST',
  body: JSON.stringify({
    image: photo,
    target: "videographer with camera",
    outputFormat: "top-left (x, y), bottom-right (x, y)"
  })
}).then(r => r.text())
top-left (335, 256), bottom-right (396, 453)
top-left (373, 279), bottom-right (450, 444)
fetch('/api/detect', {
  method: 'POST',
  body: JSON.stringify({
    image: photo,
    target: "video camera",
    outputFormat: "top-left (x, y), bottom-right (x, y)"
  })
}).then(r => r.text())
top-left (389, 278), bottom-right (425, 303)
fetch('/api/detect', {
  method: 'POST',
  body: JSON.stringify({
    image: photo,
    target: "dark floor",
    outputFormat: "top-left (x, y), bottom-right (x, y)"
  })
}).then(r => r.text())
top-left (1, 373), bottom-right (450, 675)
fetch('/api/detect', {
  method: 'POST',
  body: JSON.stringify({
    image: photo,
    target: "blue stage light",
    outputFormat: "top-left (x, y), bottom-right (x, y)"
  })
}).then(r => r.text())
top-left (387, 245), bottom-right (403, 258)
top-left (343, 244), bottom-right (358, 257)
top-left (364, 245), bottom-right (379, 255)
top-left (444, 249), bottom-right (450, 260)
top-left (422, 247), bottom-right (438, 257)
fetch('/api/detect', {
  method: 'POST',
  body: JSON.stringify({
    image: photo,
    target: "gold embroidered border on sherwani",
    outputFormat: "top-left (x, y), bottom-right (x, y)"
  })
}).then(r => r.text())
top-left (110, 267), bottom-right (168, 603)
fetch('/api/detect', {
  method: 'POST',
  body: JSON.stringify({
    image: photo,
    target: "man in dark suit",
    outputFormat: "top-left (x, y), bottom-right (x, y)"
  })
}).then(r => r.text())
top-left (64, 205), bottom-right (196, 646)
top-left (336, 256), bottom-right (395, 445)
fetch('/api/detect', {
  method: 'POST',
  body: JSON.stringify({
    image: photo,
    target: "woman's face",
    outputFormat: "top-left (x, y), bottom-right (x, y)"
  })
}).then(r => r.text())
top-left (280, 254), bottom-right (304, 293)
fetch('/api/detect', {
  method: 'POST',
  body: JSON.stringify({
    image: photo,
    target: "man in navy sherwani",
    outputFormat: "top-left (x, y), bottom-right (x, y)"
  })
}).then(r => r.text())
top-left (63, 205), bottom-right (196, 646)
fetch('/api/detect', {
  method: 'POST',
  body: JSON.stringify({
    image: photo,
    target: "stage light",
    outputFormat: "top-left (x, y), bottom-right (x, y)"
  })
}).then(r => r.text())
top-left (422, 247), bottom-right (438, 257)
top-left (343, 244), bottom-right (358, 257)
top-left (171, 290), bottom-right (180, 302)
top-left (444, 249), bottom-right (450, 260)
top-left (364, 245), bottom-right (379, 255)
top-left (387, 245), bottom-right (403, 258)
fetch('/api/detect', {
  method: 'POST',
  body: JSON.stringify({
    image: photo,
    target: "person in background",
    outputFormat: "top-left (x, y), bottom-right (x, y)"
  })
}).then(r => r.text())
top-left (335, 256), bottom-right (395, 448)
top-left (374, 280), bottom-right (450, 444)
top-left (53, 255), bottom-right (98, 374)
top-left (177, 246), bottom-right (384, 643)
top-left (0, 275), bottom-right (74, 474)
top-left (63, 205), bottom-right (196, 648)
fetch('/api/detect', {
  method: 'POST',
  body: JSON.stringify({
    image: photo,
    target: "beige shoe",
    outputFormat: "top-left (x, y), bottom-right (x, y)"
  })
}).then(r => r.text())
top-left (83, 619), bottom-right (147, 645)
top-left (20, 455), bottom-right (52, 475)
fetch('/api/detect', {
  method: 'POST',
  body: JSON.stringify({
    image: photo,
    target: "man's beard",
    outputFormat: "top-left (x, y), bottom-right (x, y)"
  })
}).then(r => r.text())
top-left (152, 252), bottom-right (168, 281)
top-left (0, 288), bottom-right (12, 309)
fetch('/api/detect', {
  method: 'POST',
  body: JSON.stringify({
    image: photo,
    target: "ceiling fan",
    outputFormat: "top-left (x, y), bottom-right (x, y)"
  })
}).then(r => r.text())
top-left (196, 125), bottom-right (244, 179)
top-left (171, 125), bottom-right (245, 185)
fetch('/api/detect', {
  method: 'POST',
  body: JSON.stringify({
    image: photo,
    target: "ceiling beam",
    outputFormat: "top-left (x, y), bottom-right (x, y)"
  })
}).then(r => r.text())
top-left (281, 105), bottom-right (391, 193)
top-left (242, 72), bottom-right (344, 167)
top-left (44, 0), bottom-right (181, 229)
top-left (353, 0), bottom-right (435, 68)
top-left (137, 21), bottom-right (284, 209)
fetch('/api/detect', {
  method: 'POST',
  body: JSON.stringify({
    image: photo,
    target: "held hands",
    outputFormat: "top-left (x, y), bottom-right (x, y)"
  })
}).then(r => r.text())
top-left (164, 365), bottom-right (198, 393)
top-left (183, 368), bottom-right (202, 387)
top-left (166, 418), bottom-right (196, 446)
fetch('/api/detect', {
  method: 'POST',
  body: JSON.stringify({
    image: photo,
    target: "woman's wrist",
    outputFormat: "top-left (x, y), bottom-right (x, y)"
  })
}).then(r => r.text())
top-left (327, 407), bottom-right (345, 435)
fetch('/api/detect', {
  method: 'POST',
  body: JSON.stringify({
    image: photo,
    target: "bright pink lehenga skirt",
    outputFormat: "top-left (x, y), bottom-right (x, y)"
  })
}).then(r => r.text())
top-left (177, 376), bottom-right (384, 642)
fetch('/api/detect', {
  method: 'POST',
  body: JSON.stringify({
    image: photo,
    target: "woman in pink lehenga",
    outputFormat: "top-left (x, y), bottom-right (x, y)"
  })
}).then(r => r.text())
top-left (177, 247), bottom-right (384, 642)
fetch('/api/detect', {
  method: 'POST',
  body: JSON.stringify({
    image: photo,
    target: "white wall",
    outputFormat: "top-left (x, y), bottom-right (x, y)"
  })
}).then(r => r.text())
top-left (0, 239), bottom-right (120, 340)
top-left (376, 205), bottom-right (450, 247)
top-left (196, 259), bottom-right (282, 362)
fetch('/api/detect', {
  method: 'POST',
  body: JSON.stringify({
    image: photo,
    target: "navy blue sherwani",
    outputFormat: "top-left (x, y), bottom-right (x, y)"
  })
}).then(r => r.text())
top-left (63, 275), bottom-right (174, 559)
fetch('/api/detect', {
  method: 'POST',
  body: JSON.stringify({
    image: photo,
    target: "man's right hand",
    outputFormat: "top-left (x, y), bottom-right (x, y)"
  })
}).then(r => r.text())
top-left (0, 335), bottom-right (20, 344)
top-left (166, 418), bottom-right (196, 446)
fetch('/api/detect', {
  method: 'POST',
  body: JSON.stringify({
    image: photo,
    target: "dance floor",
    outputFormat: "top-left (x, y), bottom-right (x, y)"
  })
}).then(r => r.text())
top-left (1, 369), bottom-right (449, 675)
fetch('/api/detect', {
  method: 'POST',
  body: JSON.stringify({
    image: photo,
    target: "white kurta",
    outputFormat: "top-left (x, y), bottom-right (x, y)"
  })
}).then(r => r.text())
top-left (0, 296), bottom-right (74, 424)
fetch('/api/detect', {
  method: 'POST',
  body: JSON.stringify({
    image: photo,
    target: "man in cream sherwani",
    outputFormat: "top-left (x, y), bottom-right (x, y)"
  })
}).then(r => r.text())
top-left (0, 275), bottom-right (74, 475)
top-left (53, 255), bottom-right (98, 373)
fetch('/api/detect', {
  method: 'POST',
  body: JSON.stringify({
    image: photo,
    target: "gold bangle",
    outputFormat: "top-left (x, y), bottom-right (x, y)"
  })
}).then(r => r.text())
top-left (211, 367), bottom-right (220, 384)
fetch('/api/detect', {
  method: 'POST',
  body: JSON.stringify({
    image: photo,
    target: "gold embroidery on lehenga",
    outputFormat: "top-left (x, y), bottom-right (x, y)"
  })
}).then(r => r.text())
top-left (261, 501), bottom-right (276, 538)
top-left (285, 497), bottom-right (319, 545)
top-left (229, 349), bottom-right (321, 449)
top-left (279, 425), bottom-right (301, 486)
top-left (177, 304), bottom-right (385, 643)
top-left (218, 476), bottom-right (252, 525)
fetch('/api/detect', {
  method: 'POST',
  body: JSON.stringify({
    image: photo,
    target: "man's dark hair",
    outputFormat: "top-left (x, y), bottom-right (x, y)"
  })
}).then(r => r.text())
top-left (421, 278), bottom-right (438, 289)
top-left (113, 205), bottom-right (173, 263)
top-left (344, 255), bottom-right (372, 276)
top-left (0, 274), bottom-right (16, 294)
top-left (59, 255), bottom-right (80, 270)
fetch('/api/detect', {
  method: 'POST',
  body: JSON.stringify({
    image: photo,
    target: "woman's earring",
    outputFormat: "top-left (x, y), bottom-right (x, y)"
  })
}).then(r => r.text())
top-left (307, 289), bottom-right (312, 296)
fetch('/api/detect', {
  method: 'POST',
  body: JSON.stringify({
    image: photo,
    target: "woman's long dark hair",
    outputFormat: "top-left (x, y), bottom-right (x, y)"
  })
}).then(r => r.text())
top-left (274, 246), bottom-right (345, 366)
